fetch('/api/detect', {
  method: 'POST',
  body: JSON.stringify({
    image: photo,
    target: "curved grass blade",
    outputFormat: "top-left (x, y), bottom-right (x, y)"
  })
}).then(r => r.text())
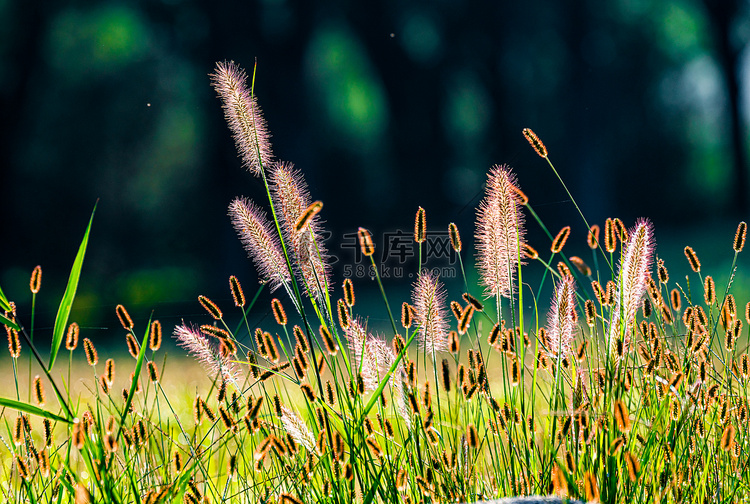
top-left (0, 311), bottom-right (20, 330)
top-left (0, 396), bottom-right (72, 423)
top-left (0, 283), bottom-right (11, 312)
top-left (48, 202), bottom-right (97, 370)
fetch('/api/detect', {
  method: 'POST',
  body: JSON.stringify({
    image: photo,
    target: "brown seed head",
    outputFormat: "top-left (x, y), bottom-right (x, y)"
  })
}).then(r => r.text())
top-left (341, 278), bottom-right (356, 307)
top-left (149, 320), bottom-right (162, 351)
top-left (116, 304), bottom-right (134, 330)
top-left (263, 332), bottom-right (280, 362)
top-left (320, 325), bottom-right (338, 355)
top-left (358, 227), bottom-right (375, 257)
top-left (613, 218), bottom-right (628, 242)
top-left (126, 333), bottom-right (140, 359)
top-left (33, 375), bottom-right (45, 405)
top-left (105, 358), bottom-right (115, 385)
top-left (734, 221), bottom-right (747, 253)
top-left (584, 472), bottom-right (600, 502)
top-left (587, 225), bottom-right (600, 249)
top-left (83, 338), bottom-right (98, 366)
top-left (585, 299), bottom-right (596, 327)
top-left (704, 276), bottom-right (716, 306)
top-left (30, 265), bottom-right (42, 294)
top-left (147, 361), bottom-right (159, 382)
top-left (414, 207), bottom-right (427, 244)
top-left (65, 322), bottom-right (80, 351)
top-left (569, 256), bottom-right (592, 276)
top-left (271, 298), bottom-right (287, 325)
top-left (337, 299), bottom-right (350, 330)
top-left (6, 327), bottom-right (20, 358)
top-left (522, 128), bottom-right (548, 157)
top-left (294, 201), bottom-right (323, 233)
top-left (198, 295), bottom-right (223, 320)
top-left (684, 246), bottom-right (700, 272)
top-left (670, 288), bottom-right (681, 312)
top-left (228, 275), bottom-right (245, 308)
top-left (604, 218), bottom-right (617, 253)
top-left (657, 258), bottom-right (669, 283)
top-left (522, 243), bottom-right (539, 260)
top-left (551, 226), bottom-right (571, 253)
top-left (448, 222), bottom-right (462, 252)
top-left (293, 325), bottom-right (309, 353)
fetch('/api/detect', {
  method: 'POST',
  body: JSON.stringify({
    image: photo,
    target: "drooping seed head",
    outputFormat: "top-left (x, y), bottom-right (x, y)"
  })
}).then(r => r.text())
top-left (210, 61), bottom-right (273, 175)
top-left (29, 265), bottom-right (42, 294)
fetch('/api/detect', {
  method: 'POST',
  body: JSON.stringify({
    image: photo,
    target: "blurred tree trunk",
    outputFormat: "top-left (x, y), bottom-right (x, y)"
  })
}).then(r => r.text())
top-left (701, 0), bottom-right (749, 218)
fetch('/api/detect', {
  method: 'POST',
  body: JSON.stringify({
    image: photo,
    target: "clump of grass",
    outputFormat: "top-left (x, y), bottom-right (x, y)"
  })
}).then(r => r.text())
top-left (1, 60), bottom-right (750, 504)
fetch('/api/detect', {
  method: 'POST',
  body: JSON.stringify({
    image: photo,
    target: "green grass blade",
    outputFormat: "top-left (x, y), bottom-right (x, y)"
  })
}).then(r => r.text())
top-left (0, 396), bottom-right (73, 423)
top-left (0, 283), bottom-right (11, 312)
top-left (0, 311), bottom-right (20, 330)
top-left (48, 202), bottom-right (97, 370)
top-left (118, 319), bottom-right (152, 441)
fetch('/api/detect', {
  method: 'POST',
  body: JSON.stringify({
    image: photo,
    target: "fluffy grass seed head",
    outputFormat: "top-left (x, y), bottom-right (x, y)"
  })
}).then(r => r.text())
top-left (174, 324), bottom-right (239, 387)
top-left (412, 270), bottom-right (450, 355)
top-left (545, 275), bottom-right (577, 359)
top-left (210, 61), bottom-right (273, 175)
top-left (271, 163), bottom-right (331, 298)
top-left (475, 164), bottom-right (526, 299)
top-left (229, 197), bottom-right (291, 292)
top-left (609, 219), bottom-right (655, 355)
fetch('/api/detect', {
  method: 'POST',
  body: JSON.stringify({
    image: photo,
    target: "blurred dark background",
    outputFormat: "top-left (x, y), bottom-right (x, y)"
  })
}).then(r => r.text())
top-left (2, 0), bottom-right (750, 345)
